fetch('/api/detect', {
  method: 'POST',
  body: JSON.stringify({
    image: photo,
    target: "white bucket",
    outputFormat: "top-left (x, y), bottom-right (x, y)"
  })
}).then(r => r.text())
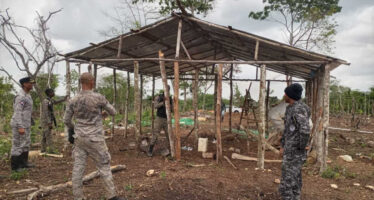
top-left (198, 138), bottom-right (208, 152)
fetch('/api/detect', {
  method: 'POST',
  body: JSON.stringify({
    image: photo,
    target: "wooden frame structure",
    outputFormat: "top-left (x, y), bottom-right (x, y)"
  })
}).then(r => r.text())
top-left (63, 14), bottom-right (348, 170)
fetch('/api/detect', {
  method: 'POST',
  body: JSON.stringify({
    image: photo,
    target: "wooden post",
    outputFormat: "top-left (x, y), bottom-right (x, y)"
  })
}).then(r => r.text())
top-left (88, 62), bottom-right (92, 74)
top-left (173, 19), bottom-right (182, 160)
top-left (214, 73), bottom-right (217, 133)
top-left (216, 64), bottom-right (223, 163)
top-left (151, 75), bottom-right (155, 131)
top-left (124, 71), bottom-right (130, 138)
top-left (313, 68), bottom-right (325, 173)
top-left (321, 63), bottom-right (331, 172)
top-left (93, 64), bottom-right (97, 90)
top-left (112, 68), bottom-right (117, 138)
top-left (77, 64), bottom-right (81, 92)
top-left (66, 60), bottom-right (71, 99)
top-left (159, 50), bottom-right (175, 158)
top-left (140, 75), bottom-right (143, 135)
top-left (229, 64), bottom-right (233, 134)
top-left (265, 80), bottom-right (270, 136)
top-left (257, 64), bottom-right (266, 169)
top-left (254, 40), bottom-right (259, 81)
top-left (134, 61), bottom-right (141, 142)
top-left (193, 67), bottom-right (199, 144)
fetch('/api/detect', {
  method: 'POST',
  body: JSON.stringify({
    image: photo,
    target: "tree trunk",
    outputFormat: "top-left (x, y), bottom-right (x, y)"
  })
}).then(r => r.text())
top-left (257, 64), bottom-right (266, 170)
top-left (216, 64), bottom-right (223, 163)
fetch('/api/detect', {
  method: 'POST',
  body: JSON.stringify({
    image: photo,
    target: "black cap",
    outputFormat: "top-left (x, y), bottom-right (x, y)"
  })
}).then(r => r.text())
top-left (284, 83), bottom-right (303, 101)
top-left (19, 77), bottom-right (35, 86)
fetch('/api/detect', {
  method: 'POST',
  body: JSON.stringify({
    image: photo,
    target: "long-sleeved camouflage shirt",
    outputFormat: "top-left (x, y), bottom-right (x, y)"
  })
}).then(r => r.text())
top-left (281, 100), bottom-right (311, 153)
top-left (11, 89), bottom-right (33, 129)
top-left (41, 97), bottom-right (65, 126)
top-left (64, 90), bottom-right (116, 141)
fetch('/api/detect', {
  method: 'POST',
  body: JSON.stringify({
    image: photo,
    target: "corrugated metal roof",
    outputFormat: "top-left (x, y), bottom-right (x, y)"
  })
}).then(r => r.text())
top-left (64, 14), bottom-right (348, 80)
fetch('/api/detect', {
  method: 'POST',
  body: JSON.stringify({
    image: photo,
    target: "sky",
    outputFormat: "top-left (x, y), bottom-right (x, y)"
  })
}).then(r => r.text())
top-left (0, 0), bottom-right (373, 100)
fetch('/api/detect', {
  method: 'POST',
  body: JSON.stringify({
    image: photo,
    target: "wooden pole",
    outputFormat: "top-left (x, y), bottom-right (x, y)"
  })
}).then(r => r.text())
top-left (173, 19), bottom-right (182, 160)
top-left (77, 64), bottom-right (81, 92)
top-left (229, 64), bottom-right (233, 134)
top-left (193, 67), bottom-right (199, 144)
top-left (88, 62), bottom-right (92, 74)
top-left (214, 74), bottom-right (217, 133)
top-left (65, 60), bottom-right (71, 99)
top-left (151, 75), bottom-right (155, 131)
top-left (111, 68), bottom-right (117, 138)
top-left (93, 64), bottom-right (97, 90)
top-left (265, 80), bottom-right (270, 137)
top-left (257, 64), bottom-right (266, 170)
top-left (124, 71), bottom-right (130, 138)
top-left (134, 61), bottom-right (141, 142)
top-left (159, 50), bottom-right (175, 158)
top-left (321, 63), bottom-right (331, 172)
top-left (254, 40), bottom-right (259, 81)
top-left (216, 64), bottom-right (223, 163)
top-left (140, 75), bottom-right (143, 135)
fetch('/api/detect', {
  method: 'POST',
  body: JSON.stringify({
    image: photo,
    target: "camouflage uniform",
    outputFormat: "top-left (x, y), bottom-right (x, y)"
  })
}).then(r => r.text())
top-left (41, 97), bottom-right (65, 152)
top-left (279, 100), bottom-right (311, 200)
top-left (150, 94), bottom-right (172, 147)
top-left (10, 89), bottom-right (33, 156)
top-left (64, 90), bottom-right (117, 200)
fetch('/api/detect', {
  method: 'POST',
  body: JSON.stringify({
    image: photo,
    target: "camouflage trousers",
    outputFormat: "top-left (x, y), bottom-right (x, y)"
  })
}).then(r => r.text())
top-left (41, 125), bottom-right (52, 152)
top-left (11, 127), bottom-right (31, 156)
top-left (150, 117), bottom-right (169, 147)
top-left (72, 136), bottom-right (116, 200)
top-left (279, 151), bottom-right (305, 200)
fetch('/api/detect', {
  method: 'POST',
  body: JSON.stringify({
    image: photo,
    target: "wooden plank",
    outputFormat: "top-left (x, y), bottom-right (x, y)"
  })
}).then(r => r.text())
top-left (159, 50), bottom-right (175, 158)
top-left (257, 64), bottom-right (266, 170)
top-left (216, 64), bottom-right (223, 163)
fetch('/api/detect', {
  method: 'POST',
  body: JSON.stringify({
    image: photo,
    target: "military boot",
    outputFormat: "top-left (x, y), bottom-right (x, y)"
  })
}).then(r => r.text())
top-left (11, 155), bottom-right (24, 172)
top-left (147, 144), bottom-right (154, 157)
top-left (21, 151), bottom-right (35, 168)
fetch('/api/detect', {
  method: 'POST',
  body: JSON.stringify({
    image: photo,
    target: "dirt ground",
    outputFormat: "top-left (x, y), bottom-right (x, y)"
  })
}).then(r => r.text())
top-left (0, 113), bottom-right (373, 200)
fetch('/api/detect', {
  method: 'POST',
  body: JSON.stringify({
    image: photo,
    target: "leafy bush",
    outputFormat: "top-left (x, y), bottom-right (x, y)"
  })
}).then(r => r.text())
top-left (10, 169), bottom-right (28, 180)
top-left (321, 165), bottom-right (357, 179)
top-left (0, 135), bottom-right (11, 160)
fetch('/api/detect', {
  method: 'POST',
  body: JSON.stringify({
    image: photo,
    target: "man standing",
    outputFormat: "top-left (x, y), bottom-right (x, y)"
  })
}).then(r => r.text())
top-left (10, 77), bottom-right (35, 171)
top-left (41, 88), bottom-right (67, 153)
top-left (64, 73), bottom-right (124, 200)
top-left (147, 86), bottom-right (172, 157)
top-left (279, 83), bottom-right (311, 200)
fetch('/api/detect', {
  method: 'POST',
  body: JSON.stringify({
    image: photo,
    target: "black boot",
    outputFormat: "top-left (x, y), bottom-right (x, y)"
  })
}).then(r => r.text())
top-left (11, 155), bottom-right (23, 172)
top-left (147, 144), bottom-right (154, 157)
top-left (21, 151), bottom-right (35, 168)
top-left (109, 196), bottom-right (127, 200)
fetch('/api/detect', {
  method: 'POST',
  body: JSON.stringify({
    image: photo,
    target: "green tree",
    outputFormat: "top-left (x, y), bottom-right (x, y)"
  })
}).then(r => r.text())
top-left (0, 77), bottom-right (15, 133)
top-left (249, 0), bottom-right (342, 53)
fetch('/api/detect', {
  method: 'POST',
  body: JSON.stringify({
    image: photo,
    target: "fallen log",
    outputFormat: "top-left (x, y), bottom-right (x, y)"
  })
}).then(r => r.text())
top-left (329, 127), bottom-right (373, 134)
top-left (224, 156), bottom-right (238, 170)
top-left (27, 165), bottom-right (126, 200)
top-left (39, 152), bottom-right (63, 158)
top-left (231, 153), bottom-right (282, 163)
top-left (7, 187), bottom-right (38, 195)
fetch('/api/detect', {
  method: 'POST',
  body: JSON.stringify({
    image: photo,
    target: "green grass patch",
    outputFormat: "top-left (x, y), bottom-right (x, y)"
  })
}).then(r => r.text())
top-left (10, 169), bottom-right (28, 180)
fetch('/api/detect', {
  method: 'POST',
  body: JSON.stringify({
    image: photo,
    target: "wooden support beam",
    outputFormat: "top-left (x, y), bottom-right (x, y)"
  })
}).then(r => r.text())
top-left (321, 63), bottom-right (331, 172)
top-left (216, 64), bottom-right (223, 163)
top-left (88, 61), bottom-right (92, 74)
top-left (112, 68), bottom-right (117, 138)
top-left (229, 64), bottom-right (233, 134)
top-left (257, 64), bottom-right (266, 170)
top-left (93, 64), bottom-right (98, 89)
top-left (151, 75), bottom-right (155, 131)
top-left (134, 61), bottom-right (141, 142)
top-left (65, 60), bottom-right (71, 99)
top-left (76, 63), bottom-right (81, 92)
top-left (140, 75), bottom-right (143, 135)
top-left (174, 19), bottom-right (182, 160)
top-left (159, 50), bottom-right (175, 158)
top-left (124, 71), bottom-right (130, 138)
top-left (265, 80), bottom-right (270, 137)
top-left (193, 67), bottom-right (199, 144)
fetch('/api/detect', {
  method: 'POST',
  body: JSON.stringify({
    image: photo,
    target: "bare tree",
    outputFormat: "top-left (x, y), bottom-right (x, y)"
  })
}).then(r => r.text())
top-left (100, 0), bottom-right (161, 38)
top-left (0, 8), bottom-right (61, 100)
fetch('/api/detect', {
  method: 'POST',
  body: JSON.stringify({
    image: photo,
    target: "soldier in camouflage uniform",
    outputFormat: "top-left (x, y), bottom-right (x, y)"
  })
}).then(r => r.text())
top-left (10, 77), bottom-right (35, 171)
top-left (147, 86), bottom-right (172, 157)
top-left (64, 73), bottom-right (125, 200)
top-left (279, 83), bottom-right (311, 200)
top-left (41, 88), bottom-right (67, 152)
